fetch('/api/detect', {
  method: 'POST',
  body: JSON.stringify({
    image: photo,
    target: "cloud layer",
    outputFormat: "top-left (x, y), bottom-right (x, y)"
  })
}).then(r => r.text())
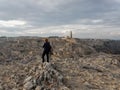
top-left (0, 0), bottom-right (120, 39)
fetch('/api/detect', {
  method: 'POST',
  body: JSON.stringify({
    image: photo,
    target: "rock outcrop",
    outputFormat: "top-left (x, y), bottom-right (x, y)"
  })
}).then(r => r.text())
top-left (23, 62), bottom-right (70, 90)
top-left (0, 37), bottom-right (120, 90)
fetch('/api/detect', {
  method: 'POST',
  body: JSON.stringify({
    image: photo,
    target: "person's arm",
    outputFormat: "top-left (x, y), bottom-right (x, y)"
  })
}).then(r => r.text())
top-left (43, 43), bottom-right (45, 48)
top-left (50, 44), bottom-right (53, 55)
top-left (49, 43), bottom-right (51, 49)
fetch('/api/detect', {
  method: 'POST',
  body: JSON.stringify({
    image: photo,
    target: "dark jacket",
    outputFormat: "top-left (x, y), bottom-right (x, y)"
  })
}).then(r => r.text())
top-left (43, 42), bottom-right (51, 53)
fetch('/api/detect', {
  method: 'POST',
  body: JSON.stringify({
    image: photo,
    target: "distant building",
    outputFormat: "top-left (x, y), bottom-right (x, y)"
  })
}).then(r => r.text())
top-left (70, 31), bottom-right (72, 38)
top-left (62, 31), bottom-right (73, 39)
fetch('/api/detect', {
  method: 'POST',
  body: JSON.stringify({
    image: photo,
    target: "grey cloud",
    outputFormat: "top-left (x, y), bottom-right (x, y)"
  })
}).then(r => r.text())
top-left (0, 0), bottom-right (114, 24)
top-left (0, 0), bottom-right (120, 39)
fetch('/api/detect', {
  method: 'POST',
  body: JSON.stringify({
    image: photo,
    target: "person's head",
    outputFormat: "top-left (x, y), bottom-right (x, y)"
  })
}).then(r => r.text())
top-left (45, 38), bottom-right (48, 42)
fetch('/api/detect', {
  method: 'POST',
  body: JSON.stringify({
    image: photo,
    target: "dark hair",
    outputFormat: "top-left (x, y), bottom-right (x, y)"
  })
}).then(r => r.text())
top-left (45, 38), bottom-right (48, 42)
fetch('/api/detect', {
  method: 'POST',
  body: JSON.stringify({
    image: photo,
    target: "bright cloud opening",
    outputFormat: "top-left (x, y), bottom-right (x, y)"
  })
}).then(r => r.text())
top-left (0, 20), bottom-right (27, 27)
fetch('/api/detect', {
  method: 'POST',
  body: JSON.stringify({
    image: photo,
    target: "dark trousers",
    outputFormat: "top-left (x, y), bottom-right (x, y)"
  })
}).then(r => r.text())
top-left (42, 51), bottom-right (49, 62)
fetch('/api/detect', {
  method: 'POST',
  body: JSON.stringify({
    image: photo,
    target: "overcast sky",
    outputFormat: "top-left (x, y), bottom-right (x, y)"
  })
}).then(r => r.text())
top-left (0, 0), bottom-right (120, 39)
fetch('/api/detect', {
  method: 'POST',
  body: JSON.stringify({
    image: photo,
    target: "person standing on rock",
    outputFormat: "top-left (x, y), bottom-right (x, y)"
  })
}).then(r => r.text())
top-left (42, 38), bottom-right (52, 62)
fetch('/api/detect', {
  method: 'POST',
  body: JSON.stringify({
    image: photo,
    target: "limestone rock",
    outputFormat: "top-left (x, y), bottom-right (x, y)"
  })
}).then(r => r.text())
top-left (35, 86), bottom-right (41, 90)
top-left (23, 62), bottom-right (69, 90)
top-left (23, 81), bottom-right (34, 90)
top-left (0, 37), bottom-right (120, 90)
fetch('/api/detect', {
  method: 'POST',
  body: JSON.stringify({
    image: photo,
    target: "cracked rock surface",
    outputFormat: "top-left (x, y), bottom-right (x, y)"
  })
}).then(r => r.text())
top-left (0, 37), bottom-right (120, 90)
top-left (23, 62), bottom-right (69, 90)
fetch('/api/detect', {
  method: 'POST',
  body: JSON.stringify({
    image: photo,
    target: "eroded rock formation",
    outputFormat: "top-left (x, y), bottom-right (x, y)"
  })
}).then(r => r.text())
top-left (0, 37), bottom-right (120, 90)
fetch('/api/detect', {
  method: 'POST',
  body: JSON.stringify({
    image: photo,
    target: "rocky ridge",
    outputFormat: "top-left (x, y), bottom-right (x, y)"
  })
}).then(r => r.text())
top-left (0, 37), bottom-right (120, 90)
top-left (23, 62), bottom-right (69, 90)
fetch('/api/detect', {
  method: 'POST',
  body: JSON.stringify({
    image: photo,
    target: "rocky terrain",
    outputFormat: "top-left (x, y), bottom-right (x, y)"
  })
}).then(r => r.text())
top-left (0, 37), bottom-right (120, 90)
